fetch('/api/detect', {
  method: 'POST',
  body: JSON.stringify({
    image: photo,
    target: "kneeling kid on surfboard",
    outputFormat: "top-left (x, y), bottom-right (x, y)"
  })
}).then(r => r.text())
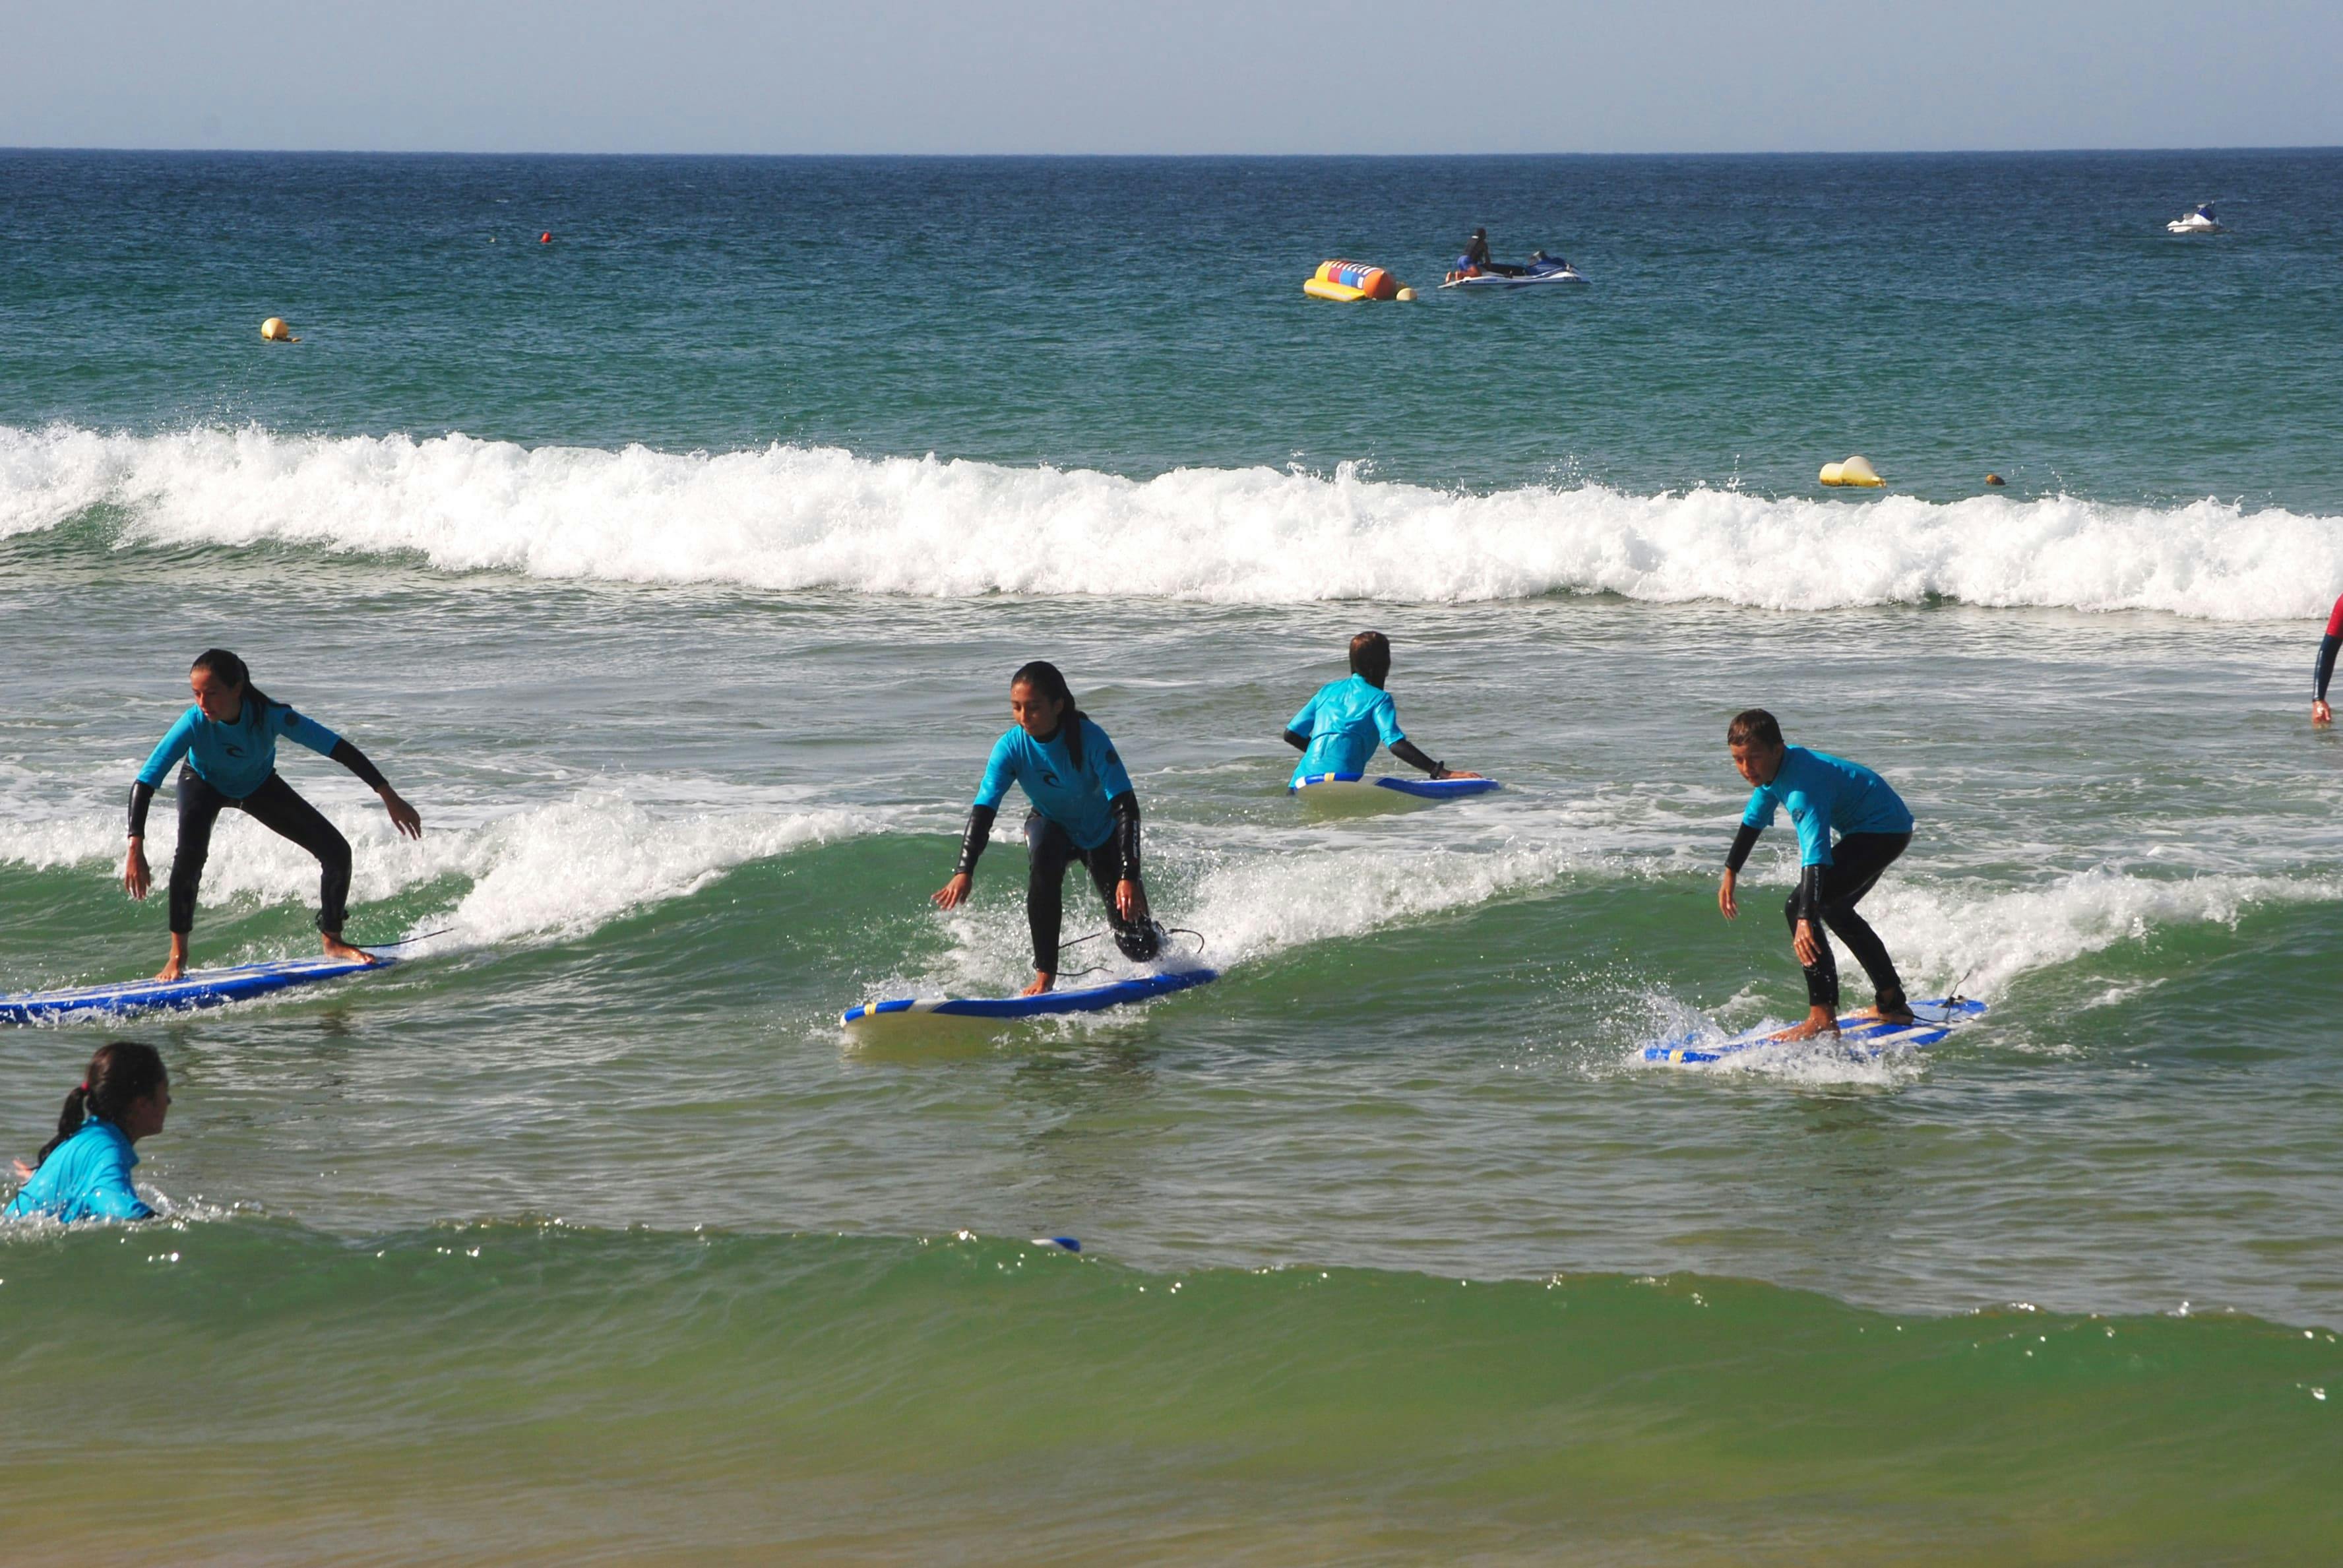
top-left (1282, 631), bottom-right (1481, 788)
top-left (1717, 708), bottom-right (1915, 1041)
top-left (933, 661), bottom-right (1164, 997)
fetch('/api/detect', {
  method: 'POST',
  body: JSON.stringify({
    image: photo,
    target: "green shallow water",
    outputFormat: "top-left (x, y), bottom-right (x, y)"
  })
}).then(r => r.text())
top-left (5, 1224), bottom-right (2338, 1566)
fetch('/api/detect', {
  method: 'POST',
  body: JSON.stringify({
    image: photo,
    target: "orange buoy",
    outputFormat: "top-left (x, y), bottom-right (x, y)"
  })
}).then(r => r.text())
top-left (540, 232), bottom-right (552, 244)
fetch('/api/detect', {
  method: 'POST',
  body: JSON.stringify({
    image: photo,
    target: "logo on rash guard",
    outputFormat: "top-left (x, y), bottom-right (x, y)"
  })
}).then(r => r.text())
top-left (1039, 770), bottom-right (1061, 787)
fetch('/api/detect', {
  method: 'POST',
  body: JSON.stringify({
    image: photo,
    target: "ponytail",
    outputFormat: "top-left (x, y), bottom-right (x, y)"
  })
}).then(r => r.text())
top-left (32, 1042), bottom-right (166, 1169)
top-left (1011, 660), bottom-right (1086, 770)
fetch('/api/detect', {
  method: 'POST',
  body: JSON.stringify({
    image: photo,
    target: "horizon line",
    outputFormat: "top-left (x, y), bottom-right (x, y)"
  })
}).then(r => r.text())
top-left (7, 142), bottom-right (2343, 161)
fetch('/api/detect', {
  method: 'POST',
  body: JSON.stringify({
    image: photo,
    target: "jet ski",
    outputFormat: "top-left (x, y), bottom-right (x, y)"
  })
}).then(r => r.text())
top-left (2167, 203), bottom-right (2224, 235)
top-left (1441, 250), bottom-right (1586, 288)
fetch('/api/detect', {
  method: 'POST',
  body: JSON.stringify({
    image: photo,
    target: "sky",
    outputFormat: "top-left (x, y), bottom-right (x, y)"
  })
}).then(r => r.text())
top-left (5, 0), bottom-right (2340, 156)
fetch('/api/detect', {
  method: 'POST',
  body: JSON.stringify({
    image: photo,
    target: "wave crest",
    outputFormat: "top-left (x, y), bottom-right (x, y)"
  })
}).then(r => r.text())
top-left (6, 422), bottom-right (2339, 616)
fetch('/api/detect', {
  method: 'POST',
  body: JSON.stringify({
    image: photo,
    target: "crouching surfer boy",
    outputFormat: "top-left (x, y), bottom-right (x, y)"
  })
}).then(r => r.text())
top-left (1717, 708), bottom-right (1915, 1040)
top-left (933, 661), bottom-right (1164, 996)
top-left (1282, 631), bottom-right (1481, 787)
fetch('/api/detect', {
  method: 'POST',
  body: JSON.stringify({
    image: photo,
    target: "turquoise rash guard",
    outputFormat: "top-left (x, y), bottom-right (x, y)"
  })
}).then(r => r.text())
top-left (137, 701), bottom-right (343, 800)
top-left (1285, 675), bottom-right (1406, 787)
top-left (1737, 746), bottom-right (1914, 867)
top-left (3, 1119), bottom-right (151, 1224)
top-left (972, 716), bottom-right (1135, 850)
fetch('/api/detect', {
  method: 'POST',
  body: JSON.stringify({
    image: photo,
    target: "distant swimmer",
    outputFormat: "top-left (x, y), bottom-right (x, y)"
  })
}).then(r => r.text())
top-left (1716, 708), bottom-right (1916, 1041)
top-left (1282, 631), bottom-right (1482, 788)
top-left (4, 1042), bottom-right (168, 1224)
top-left (125, 649), bottom-right (423, 981)
top-left (933, 661), bottom-right (1164, 996)
top-left (2313, 592), bottom-right (2342, 726)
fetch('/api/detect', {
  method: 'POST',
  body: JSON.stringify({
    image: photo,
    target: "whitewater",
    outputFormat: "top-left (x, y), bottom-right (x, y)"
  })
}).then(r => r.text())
top-left (6, 423), bottom-right (2340, 618)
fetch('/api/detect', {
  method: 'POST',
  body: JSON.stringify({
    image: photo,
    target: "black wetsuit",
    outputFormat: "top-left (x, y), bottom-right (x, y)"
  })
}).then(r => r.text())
top-left (955, 793), bottom-right (1162, 974)
top-left (127, 739), bottom-right (386, 937)
top-left (1728, 824), bottom-right (1911, 1012)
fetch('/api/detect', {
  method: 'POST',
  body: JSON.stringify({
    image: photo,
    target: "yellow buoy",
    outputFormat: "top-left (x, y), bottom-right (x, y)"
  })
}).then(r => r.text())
top-left (1395, 286), bottom-right (1416, 301)
top-left (260, 317), bottom-right (299, 343)
top-left (1820, 455), bottom-right (1883, 487)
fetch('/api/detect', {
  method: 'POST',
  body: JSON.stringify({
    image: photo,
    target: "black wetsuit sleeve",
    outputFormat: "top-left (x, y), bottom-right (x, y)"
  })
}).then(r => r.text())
top-left (1108, 792), bottom-right (1141, 883)
top-left (1282, 728), bottom-right (1309, 752)
top-left (2316, 635), bottom-right (2340, 702)
top-left (331, 739), bottom-right (390, 793)
top-left (954, 804), bottom-right (998, 879)
top-left (1725, 823), bottom-right (1762, 874)
top-left (1389, 739), bottom-right (1447, 778)
top-left (128, 780), bottom-right (156, 838)
top-left (1794, 863), bottom-right (1825, 923)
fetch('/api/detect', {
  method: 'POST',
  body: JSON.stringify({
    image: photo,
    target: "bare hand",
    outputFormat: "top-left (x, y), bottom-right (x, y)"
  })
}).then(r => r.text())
top-left (1115, 878), bottom-right (1150, 924)
top-left (2316, 699), bottom-right (2333, 726)
top-left (382, 790), bottom-right (424, 839)
top-left (932, 872), bottom-right (973, 910)
top-left (1717, 870), bottom-right (1738, 920)
top-left (1439, 769), bottom-right (1485, 780)
top-left (123, 840), bottom-right (152, 901)
top-left (1793, 918), bottom-right (1823, 968)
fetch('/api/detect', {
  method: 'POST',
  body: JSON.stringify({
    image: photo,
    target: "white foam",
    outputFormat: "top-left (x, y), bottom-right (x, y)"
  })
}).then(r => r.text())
top-left (7, 423), bottom-right (2340, 619)
top-left (0, 790), bottom-right (875, 953)
top-left (1865, 867), bottom-right (2343, 997)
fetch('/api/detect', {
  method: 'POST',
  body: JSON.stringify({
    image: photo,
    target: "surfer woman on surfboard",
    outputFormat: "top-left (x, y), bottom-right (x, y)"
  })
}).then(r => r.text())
top-left (1717, 708), bottom-right (1915, 1042)
top-left (1282, 631), bottom-right (1481, 788)
top-left (2311, 591), bottom-right (2341, 726)
top-left (123, 649), bottom-right (423, 981)
top-left (932, 660), bottom-right (1164, 996)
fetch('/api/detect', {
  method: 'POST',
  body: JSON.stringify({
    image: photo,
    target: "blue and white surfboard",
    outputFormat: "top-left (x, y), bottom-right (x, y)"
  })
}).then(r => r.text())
top-left (1645, 998), bottom-right (1985, 1065)
top-left (842, 967), bottom-right (1218, 1030)
top-left (1, 953), bottom-right (394, 1026)
top-left (1290, 771), bottom-right (1501, 801)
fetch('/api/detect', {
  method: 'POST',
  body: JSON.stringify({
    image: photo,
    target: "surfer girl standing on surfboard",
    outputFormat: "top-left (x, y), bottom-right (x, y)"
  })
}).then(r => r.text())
top-left (933, 660), bottom-right (1164, 996)
top-left (123, 649), bottom-right (423, 981)
top-left (1281, 631), bottom-right (1481, 788)
top-left (1716, 709), bottom-right (1916, 1041)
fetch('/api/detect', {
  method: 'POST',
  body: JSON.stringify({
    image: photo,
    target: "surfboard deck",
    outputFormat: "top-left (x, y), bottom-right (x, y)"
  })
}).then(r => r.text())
top-left (842, 967), bottom-right (1218, 1032)
top-left (1290, 772), bottom-right (1501, 802)
top-left (1644, 998), bottom-right (1985, 1065)
top-left (1, 953), bottom-right (394, 1025)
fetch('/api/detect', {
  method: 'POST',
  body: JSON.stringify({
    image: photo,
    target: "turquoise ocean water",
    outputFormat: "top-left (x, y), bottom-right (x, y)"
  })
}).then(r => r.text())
top-left (5, 149), bottom-right (2343, 1562)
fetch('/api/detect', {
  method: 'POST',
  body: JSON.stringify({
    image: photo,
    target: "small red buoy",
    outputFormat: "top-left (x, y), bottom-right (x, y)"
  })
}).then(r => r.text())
top-left (540, 232), bottom-right (552, 244)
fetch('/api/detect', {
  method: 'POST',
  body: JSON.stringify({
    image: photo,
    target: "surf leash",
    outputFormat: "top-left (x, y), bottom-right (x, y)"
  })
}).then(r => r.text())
top-left (365, 926), bottom-right (456, 951)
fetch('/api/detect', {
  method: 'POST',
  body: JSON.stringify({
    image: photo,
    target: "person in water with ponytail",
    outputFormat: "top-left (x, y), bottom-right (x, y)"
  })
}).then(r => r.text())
top-left (124, 648), bottom-right (423, 980)
top-left (1282, 631), bottom-right (1481, 788)
top-left (933, 661), bottom-right (1164, 995)
top-left (5, 1042), bottom-right (170, 1224)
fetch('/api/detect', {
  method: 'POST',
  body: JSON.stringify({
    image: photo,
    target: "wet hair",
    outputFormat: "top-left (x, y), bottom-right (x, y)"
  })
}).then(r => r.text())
top-left (33, 1042), bottom-right (166, 1168)
top-left (191, 648), bottom-right (280, 720)
top-left (1348, 631), bottom-right (1392, 687)
top-left (1010, 660), bottom-right (1086, 769)
top-left (1727, 708), bottom-right (1784, 750)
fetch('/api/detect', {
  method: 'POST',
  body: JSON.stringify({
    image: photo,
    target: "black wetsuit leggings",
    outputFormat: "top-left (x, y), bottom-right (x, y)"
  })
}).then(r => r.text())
top-left (169, 767), bottom-right (352, 935)
top-left (1786, 831), bottom-right (1910, 1011)
top-left (1025, 813), bottom-right (1162, 973)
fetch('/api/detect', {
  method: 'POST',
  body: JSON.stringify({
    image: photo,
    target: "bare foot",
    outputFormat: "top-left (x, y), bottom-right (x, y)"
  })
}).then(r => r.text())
top-left (1769, 1007), bottom-right (1841, 1042)
top-left (1018, 972), bottom-right (1055, 997)
top-left (1855, 1003), bottom-right (1918, 1025)
top-left (154, 958), bottom-right (186, 982)
top-left (322, 935), bottom-right (377, 966)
